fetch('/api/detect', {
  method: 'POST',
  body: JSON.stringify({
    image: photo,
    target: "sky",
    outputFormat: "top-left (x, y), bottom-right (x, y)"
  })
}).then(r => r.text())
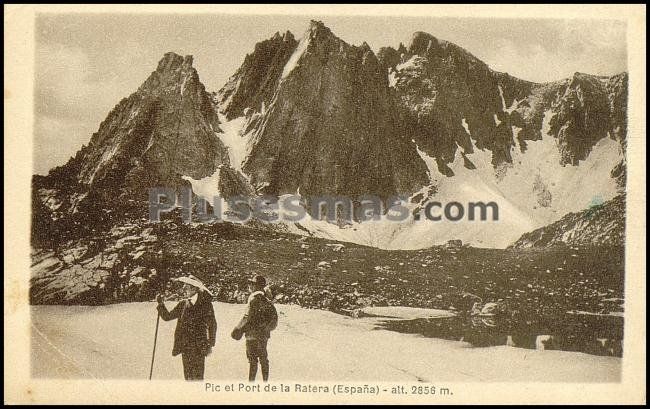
top-left (34, 13), bottom-right (627, 175)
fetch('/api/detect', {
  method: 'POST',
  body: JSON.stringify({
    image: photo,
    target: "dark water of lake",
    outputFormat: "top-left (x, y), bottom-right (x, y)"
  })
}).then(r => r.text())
top-left (377, 313), bottom-right (623, 357)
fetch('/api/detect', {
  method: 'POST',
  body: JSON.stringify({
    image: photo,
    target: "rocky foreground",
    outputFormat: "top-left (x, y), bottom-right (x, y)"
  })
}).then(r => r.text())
top-left (31, 214), bottom-right (624, 321)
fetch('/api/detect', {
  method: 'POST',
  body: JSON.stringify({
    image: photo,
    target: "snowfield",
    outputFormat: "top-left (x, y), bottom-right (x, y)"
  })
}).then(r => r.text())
top-left (31, 302), bottom-right (620, 382)
top-left (182, 168), bottom-right (222, 206)
top-left (216, 113), bottom-right (251, 173)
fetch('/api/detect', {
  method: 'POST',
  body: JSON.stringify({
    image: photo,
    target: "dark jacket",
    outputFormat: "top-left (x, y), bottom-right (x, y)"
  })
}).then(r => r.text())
top-left (158, 292), bottom-right (217, 356)
top-left (233, 291), bottom-right (278, 341)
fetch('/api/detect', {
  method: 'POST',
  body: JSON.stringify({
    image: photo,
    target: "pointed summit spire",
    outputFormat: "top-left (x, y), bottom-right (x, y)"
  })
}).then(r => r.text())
top-left (282, 30), bottom-right (295, 42)
top-left (156, 52), bottom-right (193, 72)
top-left (409, 31), bottom-right (439, 55)
top-left (67, 51), bottom-right (226, 189)
top-left (308, 19), bottom-right (326, 31)
top-left (306, 19), bottom-right (335, 41)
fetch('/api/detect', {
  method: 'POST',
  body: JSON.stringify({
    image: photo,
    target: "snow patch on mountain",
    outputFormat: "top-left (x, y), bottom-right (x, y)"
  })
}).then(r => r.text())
top-left (217, 77), bottom-right (241, 113)
top-left (396, 55), bottom-right (425, 72)
top-left (180, 73), bottom-right (189, 95)
top-left (503, 111), bottom-right (622, 221)
top-left (87, 144), bottom-right (121, 184)
top-left (400, 110), bottom-right (623, 248)
top-left (414, 142), bottom-right (437, 181)
top-left (498, 85), bottom-right (507, 110)
top-left (462, 118), bottom-right (471, 135)
top-left (216, 114), bottom-right (250, 172)
top-left (278, 193), bottom-right (414, 249)
top-left (498, 85), bottom-right (518, 114)
top-left (182, 168), bottom-right (221, 206)
top-left (281, 28), bottom-right (311, 80)
top-left (285, 215), bottom-right (407, 250)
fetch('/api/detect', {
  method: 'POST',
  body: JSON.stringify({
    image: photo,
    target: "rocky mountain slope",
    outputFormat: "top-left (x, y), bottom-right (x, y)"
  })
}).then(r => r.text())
top-left (215, 21), bottom-right (429, 200)
top-left (510, 194), bottom-right (625, 248)
top-left (32, 53), bottom-right (249, 221)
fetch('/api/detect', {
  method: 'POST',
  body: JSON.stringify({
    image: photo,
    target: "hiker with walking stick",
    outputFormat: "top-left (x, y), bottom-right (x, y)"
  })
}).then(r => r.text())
top-left (154, 275), bottom-right (217, 381)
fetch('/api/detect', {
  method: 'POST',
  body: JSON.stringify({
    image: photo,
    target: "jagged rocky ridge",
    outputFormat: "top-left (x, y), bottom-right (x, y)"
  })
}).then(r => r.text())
top-left (379, 32), bottom-right (628, 174)
top-left (216, 23), bottom-right (627, 185)
top-left (216, 22), bottom-right (429, 200)
top-left (32, 20), bottom-right (627, 253)
top-left (210, 22), bottom-right (627, 247)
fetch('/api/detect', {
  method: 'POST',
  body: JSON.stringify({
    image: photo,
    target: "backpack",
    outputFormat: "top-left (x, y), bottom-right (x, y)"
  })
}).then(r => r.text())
top-left (249, 294), bottom-right (278, 333)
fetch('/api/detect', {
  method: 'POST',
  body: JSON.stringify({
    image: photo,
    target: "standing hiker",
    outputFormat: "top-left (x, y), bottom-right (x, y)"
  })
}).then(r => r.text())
top-left (156, 275), bottom-right (217, 381)
top-left (231, 275), bottom-right (278, 382)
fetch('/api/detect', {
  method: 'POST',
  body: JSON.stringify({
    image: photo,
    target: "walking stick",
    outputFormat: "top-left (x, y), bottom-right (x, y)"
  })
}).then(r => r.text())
top-left (149, 234), bottom-right (169, 380)
top-left (149, 311), bottom-right (160, 380)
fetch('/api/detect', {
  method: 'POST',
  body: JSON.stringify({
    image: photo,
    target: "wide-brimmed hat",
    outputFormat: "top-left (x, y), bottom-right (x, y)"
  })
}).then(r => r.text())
top-left (173, 275), bottom-right (212, 295)
top-left (247, 275), bottom-right (267, 287)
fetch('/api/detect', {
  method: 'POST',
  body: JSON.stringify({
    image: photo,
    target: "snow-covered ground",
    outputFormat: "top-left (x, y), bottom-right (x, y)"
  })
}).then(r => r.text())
top-left (31, 303), bottom-right (620, 382)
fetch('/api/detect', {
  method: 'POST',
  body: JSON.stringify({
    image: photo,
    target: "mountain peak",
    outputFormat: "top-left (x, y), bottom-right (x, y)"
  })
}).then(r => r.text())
top-left (282, 30), bottom-right (295, 42)
top-left (215, 28), bottom-right (299, 118)
top-left (57, 47), bottom-right (227, 192)
top-left (156, 52), bottom-right (194, 73)
top-left (305, 20), bottom-right (335, 41)
top-left (140, 52), bottom-right (201, 95)
top-left (411, 31), bottom-right (436, 42)
top-left (308, 19), bottom-right (327, 31)
top-left (409, 31), bottom-right (444, 55)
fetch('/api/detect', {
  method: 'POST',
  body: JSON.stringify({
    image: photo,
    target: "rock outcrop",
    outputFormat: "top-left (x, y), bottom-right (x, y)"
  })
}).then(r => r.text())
top-left (79, 53), bottom-right (229, 192)
top-left (509, 194), bottom-right (625, 248)
top-left (215, 31), bottom-right (298, 120)
top-left (381, 32), bottom-right (517, 173)
top-left (502, 72), bottom-right (628, 166)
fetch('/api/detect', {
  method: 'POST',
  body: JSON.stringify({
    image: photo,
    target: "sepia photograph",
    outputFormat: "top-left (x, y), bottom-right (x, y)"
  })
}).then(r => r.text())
top-left (4, 3), bottom-right (646, 405)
